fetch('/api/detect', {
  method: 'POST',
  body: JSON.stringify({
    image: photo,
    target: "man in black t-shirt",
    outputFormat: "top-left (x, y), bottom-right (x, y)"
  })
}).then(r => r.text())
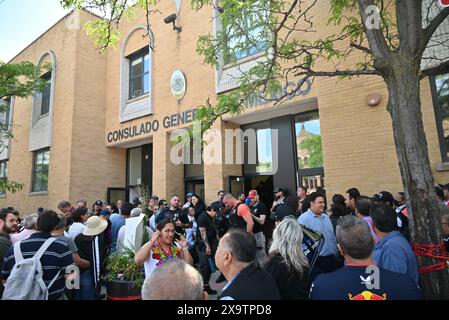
top-left (196, 203), bottom-right (220, 295)
top-left (248, 190), bottom-right (268, 266)
top-left (155, 195), bottom-right (192, 236)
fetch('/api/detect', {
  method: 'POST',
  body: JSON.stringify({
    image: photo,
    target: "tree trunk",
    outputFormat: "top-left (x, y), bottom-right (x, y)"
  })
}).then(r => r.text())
top-left (385, 56), bottom-right (449, 299)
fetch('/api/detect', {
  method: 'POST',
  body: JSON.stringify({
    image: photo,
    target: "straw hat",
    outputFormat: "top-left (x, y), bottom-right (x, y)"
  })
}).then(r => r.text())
top-left (83, 216), bottom-right (108, 236)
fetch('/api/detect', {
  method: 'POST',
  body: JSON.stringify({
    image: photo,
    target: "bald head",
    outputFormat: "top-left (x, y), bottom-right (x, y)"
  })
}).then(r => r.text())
top-left (222, 193), bottom-right (238, 209)
top-left (142, 258), bottom-right (205, 300)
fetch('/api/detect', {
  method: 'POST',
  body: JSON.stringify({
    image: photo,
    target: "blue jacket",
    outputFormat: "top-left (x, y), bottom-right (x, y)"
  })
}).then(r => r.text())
top-left (373, 231), bottom-right (419, 284)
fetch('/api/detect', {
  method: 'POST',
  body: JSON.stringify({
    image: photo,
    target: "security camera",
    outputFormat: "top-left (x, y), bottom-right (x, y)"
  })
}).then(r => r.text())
top-left (164, 13), bottom-right (177, 24)
top-left (164, 13), bottom-right (182, 32)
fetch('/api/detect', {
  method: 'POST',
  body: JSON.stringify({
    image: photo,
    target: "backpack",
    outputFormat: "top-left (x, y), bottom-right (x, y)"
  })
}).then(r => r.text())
top-left (2, 237), bottom-right (61, 300)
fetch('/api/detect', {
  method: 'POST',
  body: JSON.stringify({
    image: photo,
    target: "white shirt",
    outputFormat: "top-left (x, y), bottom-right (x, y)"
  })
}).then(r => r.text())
top-left (68, 222), bottom-right (86, 240)
top-left (10, 229), bottom-right (37, 244)
top-left (149, 215), bottom-right (157, 232)
top-left (144, 241), bottom-right (182, 278)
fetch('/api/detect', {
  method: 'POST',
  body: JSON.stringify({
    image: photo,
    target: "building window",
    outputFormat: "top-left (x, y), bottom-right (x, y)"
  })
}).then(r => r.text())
top-left (0, 160), bottom-right (8, 196)
top-left (432, 72), bottom-right (449, 162)
top-left (127, 147), bottom-right (142, 186)
top-left (223, 3), bottom-right (269, 64)
top-left (32, 148), bottom-right (49, 192)
top-left (40, 72), bottom-right (51, 116)
top-left (1, 98), bottom-right (10, 127)
top-left (128, 50), bottom-right (149, 100)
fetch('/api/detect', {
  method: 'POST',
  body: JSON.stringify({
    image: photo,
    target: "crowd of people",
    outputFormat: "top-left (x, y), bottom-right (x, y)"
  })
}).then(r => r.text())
top-left (0, 184), bottom-right (448, 300)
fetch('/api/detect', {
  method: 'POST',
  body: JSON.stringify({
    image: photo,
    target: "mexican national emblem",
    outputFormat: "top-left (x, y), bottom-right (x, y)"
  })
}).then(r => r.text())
top-left (171, 70), bottom-right (187, 100)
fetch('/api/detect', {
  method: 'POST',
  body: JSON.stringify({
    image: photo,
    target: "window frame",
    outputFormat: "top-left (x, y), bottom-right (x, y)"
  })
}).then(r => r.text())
top-left (128, 48), bottom-right (150, 100)
top-left (430, 70), bottom-right (449, 163)
top-left (0, 160), bottom-right (8, 196)
top-left (31, 148), bottom-right (50, 192)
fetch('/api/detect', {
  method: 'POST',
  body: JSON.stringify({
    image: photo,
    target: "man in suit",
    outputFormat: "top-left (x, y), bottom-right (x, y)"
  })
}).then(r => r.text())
top-left (215, 229), bottom-right (280, 300)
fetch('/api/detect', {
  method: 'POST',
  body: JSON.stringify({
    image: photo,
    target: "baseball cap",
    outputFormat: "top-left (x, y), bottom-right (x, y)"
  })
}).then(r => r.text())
top-left (248, 190), bottom-right (257, 199)
top-left (99, 209), bottom-right (110, 216)
top-left (186, 192), bottom-right (193, 197)
top-left (209, 202), bottom-right (221, 212)
top-left (270, 204), bottom-right (295, 222)
top-left (94, 200), bottom-right (103, 206)
top-left (273, 187), bottom-right (284, 193)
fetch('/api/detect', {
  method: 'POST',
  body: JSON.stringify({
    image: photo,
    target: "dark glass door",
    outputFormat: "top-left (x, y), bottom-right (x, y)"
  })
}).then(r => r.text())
top-left (294, 112), bottom-right (325, 193)
top-left (141, 143), bottom-right (153, 194)
top-left (185, 179), bottom-right (205, 201)
top-left (107, 187), bottom-right (129, 205)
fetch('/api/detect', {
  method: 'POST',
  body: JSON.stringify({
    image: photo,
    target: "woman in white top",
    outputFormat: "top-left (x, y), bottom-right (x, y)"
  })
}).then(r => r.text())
top-left (68, 207), bottom-right (90, 240)
top-left (135, 218), bottom-right (193, 278)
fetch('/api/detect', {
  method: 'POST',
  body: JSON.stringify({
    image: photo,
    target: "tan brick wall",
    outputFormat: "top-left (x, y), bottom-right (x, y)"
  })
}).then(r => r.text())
top-left (68, 11), bottom-right (126, 206)
top-left (0, 13), bottom-right (79, 214)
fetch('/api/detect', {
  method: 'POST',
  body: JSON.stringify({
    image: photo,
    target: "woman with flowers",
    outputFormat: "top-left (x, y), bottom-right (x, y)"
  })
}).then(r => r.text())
top-left (135, 218), bottom-right (193, 278)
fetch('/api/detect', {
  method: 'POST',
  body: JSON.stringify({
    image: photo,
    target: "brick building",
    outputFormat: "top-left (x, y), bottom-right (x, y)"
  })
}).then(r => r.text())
top-left (1, 2), bottom-right (449, 214)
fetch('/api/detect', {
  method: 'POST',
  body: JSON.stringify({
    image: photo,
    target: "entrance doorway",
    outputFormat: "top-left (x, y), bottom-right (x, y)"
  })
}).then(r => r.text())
top-left (107, 187), bottom-right (129, 205)
top-left (228, 175), bottom-right (273, 208)
top-left (185, 179), bottom-right (205, 202)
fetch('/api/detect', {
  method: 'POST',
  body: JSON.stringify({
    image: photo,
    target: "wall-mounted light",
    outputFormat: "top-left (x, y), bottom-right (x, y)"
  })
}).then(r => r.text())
top-left (164, 13), bottom-right (182, 32)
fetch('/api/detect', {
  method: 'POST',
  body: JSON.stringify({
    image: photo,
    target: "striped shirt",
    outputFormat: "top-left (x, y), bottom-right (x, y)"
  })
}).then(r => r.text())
top-left (2, 232), bottom-right (74, 300)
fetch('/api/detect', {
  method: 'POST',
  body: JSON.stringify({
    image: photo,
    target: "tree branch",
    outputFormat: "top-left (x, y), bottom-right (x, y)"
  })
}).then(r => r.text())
top-left (423, 6), bottom-right (449, 50)
top-left (357, 0), bottom-right (391, 61)
top-left (350, 42), bottom-right (373, 55)
top-left (396, 0), bottom-right (423, 53)
top-left (420, 60), bottom-right (449, 79)
top-left (294, 69), bottom-right (381, 77)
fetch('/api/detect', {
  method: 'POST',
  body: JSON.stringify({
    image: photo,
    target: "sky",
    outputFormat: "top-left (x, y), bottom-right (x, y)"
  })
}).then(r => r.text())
top-left (0, 0), bottom-right (71, 62)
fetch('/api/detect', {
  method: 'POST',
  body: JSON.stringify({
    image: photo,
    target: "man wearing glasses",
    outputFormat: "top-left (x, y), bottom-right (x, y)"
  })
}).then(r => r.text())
top-left (149, 200), bottom-right (168, 232)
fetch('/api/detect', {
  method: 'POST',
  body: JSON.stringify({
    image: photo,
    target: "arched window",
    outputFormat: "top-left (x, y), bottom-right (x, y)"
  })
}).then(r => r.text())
top-left (119, 25), bottom-right (154, 122)
top-left (29, 51), bottom-right (56, 152)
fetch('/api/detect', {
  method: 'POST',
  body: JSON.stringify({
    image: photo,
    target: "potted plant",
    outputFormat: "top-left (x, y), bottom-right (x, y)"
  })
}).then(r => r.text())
top-left (104, 246), bottom-right (145, 300)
